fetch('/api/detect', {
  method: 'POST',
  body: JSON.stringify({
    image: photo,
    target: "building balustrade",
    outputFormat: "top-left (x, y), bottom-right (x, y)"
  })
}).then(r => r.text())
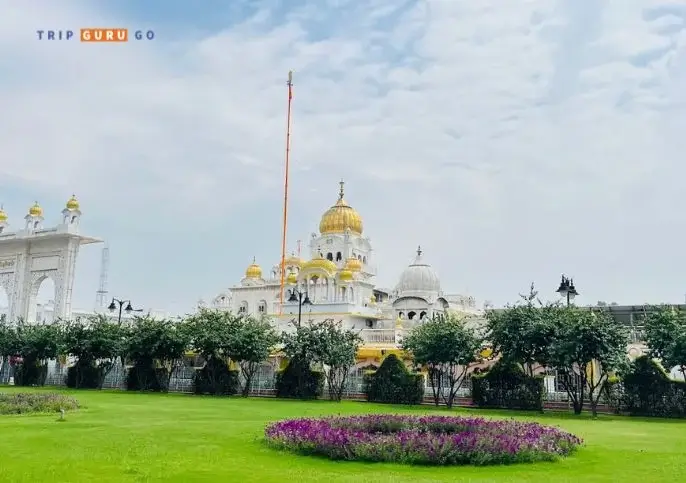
top-left (360, 328), bottom-right (397, 344)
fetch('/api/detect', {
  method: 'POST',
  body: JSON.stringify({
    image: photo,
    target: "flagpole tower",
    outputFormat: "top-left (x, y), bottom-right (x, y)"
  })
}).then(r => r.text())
top-left (279, 70), bottom-right (294, 314)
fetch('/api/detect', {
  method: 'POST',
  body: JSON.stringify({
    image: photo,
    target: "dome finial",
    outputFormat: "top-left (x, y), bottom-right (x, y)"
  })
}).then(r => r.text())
top-left (339, 179), bottom-right (345, 200)
top-left (417, 245), bottom-right (422, 257)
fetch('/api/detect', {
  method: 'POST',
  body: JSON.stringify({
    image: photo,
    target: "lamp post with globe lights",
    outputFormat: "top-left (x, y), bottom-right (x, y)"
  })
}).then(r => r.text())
top-left (108, 298), bottom-right (143, 324)
top-left (555, 275), bottom-right (579, 307)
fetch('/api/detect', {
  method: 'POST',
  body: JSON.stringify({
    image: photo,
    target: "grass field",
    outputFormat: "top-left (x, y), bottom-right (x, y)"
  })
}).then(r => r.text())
top-left (0, 388), bottom-right (685, 482)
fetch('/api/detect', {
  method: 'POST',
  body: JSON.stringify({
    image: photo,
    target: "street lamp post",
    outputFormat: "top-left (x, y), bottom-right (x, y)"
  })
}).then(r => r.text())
top-left (288, 289), bottom-right (311, 327)
top-left (108, 298), bottom-right (142, 324)
top-left (555, 275), bottom-right (579, 306)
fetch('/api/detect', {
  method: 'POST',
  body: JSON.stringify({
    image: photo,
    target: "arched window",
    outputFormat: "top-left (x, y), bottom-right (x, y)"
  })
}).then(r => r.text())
top-left (357, 254), bottom-right (362, 260)
top-left (258, 300), bottom-right (267, 313)
top-left (419, 311), bottom-right (427, 320)
top-left (398, 311), bottom-right (404, 319)
top-left (71, 216), bottom-right (77, 224)
top-left (362, 256), bottom-right (367, 263)
top-left (336, 252), bottom-right (342, 261)
top-left (326, 252), bottom-right (333, 261)
top-left (239, 301), bottom-right (248, 314)
top-left (408, 311), bottom-right (416, 320)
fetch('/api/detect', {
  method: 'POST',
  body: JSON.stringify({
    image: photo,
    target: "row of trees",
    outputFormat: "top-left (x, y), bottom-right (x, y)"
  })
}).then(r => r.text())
top-left (0, 309), bottom-right (363, 401)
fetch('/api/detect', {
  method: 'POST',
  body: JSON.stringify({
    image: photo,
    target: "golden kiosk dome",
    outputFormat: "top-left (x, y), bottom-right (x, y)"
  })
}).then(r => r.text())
top-left (66, 195), bottom-right (80, 211)
top-left (338, 269), bottom-right (353, 282)
top-left (344, 257), bottom-right (362, 272)
top-left (0, 206), bottom-right (7, 222)
top-left (302, 257), bottom-right (337, 275)
top-left (28, 202), bottom-right (43, 217)
top-left (286, 272), bottom-right (298, 285)
top-left (245, 257), bottom-right (262, 279)
top-left (284, 254), bottom-right (304, 267)
top-left (319, 180), bottom-right (363, 235)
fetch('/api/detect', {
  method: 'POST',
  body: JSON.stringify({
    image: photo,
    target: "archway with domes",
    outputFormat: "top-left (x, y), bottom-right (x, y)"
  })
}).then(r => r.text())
top-left (0, 196), bottom-right (102, 323)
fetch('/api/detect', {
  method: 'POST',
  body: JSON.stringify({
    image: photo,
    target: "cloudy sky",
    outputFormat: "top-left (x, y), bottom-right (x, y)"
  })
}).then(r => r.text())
top-left (1, 0), bottom-right (685, 314)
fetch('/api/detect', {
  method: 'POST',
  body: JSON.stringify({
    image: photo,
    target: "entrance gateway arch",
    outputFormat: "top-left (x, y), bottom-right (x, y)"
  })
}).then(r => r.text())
top-left (0, 197), bottom-right (102, 323)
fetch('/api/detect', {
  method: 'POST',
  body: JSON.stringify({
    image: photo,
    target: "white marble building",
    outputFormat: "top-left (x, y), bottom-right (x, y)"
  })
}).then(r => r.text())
top-left (0, 197), bottom-right (102, 323)
top-left (209, 181), bottom-right (484, 362)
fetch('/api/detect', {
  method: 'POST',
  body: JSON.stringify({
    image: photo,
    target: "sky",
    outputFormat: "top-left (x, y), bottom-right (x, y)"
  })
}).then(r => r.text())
top-left (0, 0), bottom-right (685, 315)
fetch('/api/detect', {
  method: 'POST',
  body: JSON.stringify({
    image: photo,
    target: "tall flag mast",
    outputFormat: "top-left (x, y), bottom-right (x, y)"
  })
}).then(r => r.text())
top-left (279, 70), bottom-right (294, 314)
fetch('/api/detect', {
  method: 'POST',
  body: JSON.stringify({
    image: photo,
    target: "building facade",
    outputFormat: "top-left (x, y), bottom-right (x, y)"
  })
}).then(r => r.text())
top-left (209, 181), bottom-right (485, 367)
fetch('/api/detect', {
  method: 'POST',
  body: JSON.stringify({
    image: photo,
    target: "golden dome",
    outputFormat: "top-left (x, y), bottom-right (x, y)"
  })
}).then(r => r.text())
top-left (319, 180), bottom-right (363, 235)
top-left (245, 257), bottom-right (262, 279)
top-left (369, 294), bottom-right (376, 305)
top-left (0, 206), bottom-right (7, 223)
top-left (302, 257), bottom-right (337, 275)
top-left (65, 195), bottom-right (79, 211)
top-left (284, 254), bottom-right (304, 267)
top-left (344, 257), bottom-right (362, 272)
top-left (28, 202), bottom-right (43, 217)
top-left (286, 272), bottom-right (297, 285)
top-left (338, 269), bottom-right (353, 282)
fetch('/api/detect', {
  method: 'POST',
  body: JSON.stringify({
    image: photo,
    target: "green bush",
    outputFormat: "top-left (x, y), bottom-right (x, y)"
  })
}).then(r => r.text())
top-left (0, 392), bottom-right (79, 415)
top-left (66, 363), bottom-right (106, 389)
top-left (14, 361), bottom-right (48, 387)
top-left (364, 354), bottom-right (425, 405)
top-left (194, 358), bottom-right (239, 396)
top-left (126, 363), bottom-right (169, 392)
top-left (471, 361), bottom-right (544, 411)
top-left (620, 356), bottom-right (686, 418)
top-left (275, 358), bottom-right (324, 400)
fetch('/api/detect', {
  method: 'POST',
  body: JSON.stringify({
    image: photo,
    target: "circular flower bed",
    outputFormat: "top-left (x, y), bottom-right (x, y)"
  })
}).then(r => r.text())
top-left (265, 415), bottom-right (582, 466)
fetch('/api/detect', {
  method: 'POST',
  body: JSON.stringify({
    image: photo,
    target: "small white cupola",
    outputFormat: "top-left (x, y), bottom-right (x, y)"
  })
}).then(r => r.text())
top-left (25, 201), bottom-right (44, 231)
top-left (62, 194), bottom-right (81, 229)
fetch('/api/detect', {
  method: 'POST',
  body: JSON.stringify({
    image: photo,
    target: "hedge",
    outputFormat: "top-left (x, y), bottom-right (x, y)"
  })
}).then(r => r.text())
top-left (194, 358), bottom-right (239, 396)
top-left (364, 354), bottom-right (424, 405)
top-left (471, 360), bottom-right (544, 411)
top-left (275, 358), bottom-right (324, 399)
top-left (14, 361), bottom-right (48, 387)
top-left (618, 355), bottom-right (686, 418)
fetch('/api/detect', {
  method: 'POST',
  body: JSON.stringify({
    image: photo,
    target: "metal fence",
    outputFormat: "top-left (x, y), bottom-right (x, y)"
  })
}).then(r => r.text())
top-left (0, 359), bottom-right (592, 407)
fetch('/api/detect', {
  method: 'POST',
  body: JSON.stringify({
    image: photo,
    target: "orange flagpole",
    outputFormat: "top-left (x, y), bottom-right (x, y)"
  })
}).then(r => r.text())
top-left (279, 71), bottom-right (294, 314)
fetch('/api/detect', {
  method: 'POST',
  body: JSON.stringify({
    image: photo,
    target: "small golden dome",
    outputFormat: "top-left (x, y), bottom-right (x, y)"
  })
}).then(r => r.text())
top-left (66, 195), bottom-right (79, 211)
top-left (28, 202), bottom-right (43, 217)
top-left (338, 269), bottom-right (353, 282)
top-left (395, 315), bottom-right (403, 328)
top-left (319, 180), bottom-right (363, 235)
top-left (0, 206), bottom-right (7, 222)
top-left (285, 254), bottom-right (304, 267)
top-left (302, 257), bottom-right (338, 275)
top-left (286, 272), bottom-right (297, 285)
top-left (245, 257), bottom-right (262, 279)
top-left (369, 294), bottom-right (376, 305)
top-left (344, 257), bottom-right (362, 272)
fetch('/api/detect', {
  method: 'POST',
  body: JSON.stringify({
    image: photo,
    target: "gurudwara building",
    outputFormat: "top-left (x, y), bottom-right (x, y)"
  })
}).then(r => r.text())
top-left (209, 181), bottom-right (485, 369)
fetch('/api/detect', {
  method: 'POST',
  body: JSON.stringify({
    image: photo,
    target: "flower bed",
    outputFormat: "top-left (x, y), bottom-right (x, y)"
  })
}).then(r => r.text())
top-left (265, 415), bottom-right (582, 465)
top-left (0, 392), bottom-right (80, 415)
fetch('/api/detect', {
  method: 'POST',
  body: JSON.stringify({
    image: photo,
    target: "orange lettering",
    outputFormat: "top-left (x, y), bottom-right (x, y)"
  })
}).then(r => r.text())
top-left (80, 28), bottom-right (128, 42)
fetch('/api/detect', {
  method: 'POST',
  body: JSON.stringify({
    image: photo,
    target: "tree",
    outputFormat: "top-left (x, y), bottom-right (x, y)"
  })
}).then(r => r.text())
top-left (548, 307), bottom-right (628, 417)
top-left (279, 319), bottom-right (329, 399)
top-left (13, 321), bottom-right (63, 386)
top-left (486, 284), bottom-right (559, 376)
top-left (644, 305), bottom-right (686, 380)
top-left (63, 315), bottom-right (126, 388)
top-left (184, 308), bottom-right (234, 393)
top-left (126, 316), bottom-right (190, 391)
top-left (402, 313), bottom-right (482, 409)
top-left (317, 319), bottom-right (362, 401)
top-left (227, 315), bottom-right (278, 397)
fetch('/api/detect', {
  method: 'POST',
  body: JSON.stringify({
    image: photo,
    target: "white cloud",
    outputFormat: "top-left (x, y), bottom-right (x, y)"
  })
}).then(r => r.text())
top-left (0, 0), bottom-right (685, 313)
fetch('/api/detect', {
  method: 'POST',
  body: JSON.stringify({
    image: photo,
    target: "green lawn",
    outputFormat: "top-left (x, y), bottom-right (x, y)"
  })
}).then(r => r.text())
top-left (0, 388), bottom-right (685, 482)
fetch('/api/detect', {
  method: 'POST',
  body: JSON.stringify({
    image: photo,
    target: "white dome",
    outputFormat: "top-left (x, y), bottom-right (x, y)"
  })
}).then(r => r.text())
top-left (395, 247), bottom-right (441, 294)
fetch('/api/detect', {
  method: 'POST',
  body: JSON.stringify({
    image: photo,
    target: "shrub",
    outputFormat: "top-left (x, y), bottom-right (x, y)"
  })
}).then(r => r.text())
top-left (14, 361), bottom-right (48, 387)
top-left (66, 363), bottom-right (106, 389)
top-left (620, 356), bottom-right (686, 418)
top-left (194, 358), bottom-right (239, 396)
top-left (365, 354), bottom-right (424, 405)
top-left (126, 363), bottom-right (169, 392)
top-left (265, 415), bottom-right (582, 465)
top-left (275, 358), bottom-right (324, 399)
top-left (0, 392), bottom-right (80, 415)
top-left (471, 360), bottom-right (544, 411)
